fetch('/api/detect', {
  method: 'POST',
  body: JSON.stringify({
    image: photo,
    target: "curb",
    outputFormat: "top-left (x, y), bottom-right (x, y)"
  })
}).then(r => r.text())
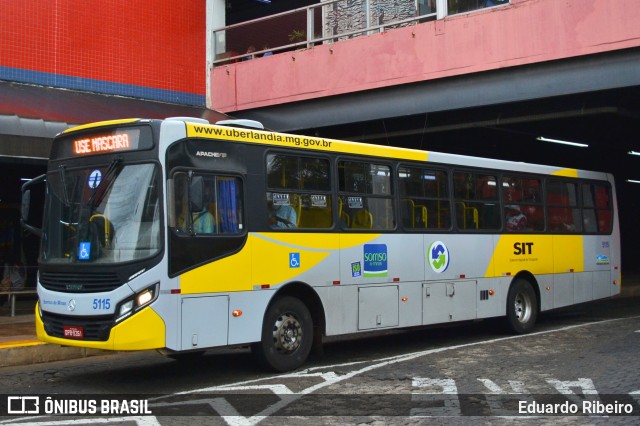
top-left (0, 342), bottom-right (112, 368)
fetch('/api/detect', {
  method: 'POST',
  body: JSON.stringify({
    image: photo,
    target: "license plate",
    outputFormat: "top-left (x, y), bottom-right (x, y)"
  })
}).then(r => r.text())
top-left (63, 325), bottom-right (84, 339)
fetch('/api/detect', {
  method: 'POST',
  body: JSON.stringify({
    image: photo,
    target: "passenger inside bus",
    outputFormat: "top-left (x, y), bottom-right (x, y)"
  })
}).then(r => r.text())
top-left (176, 176), bottom-right (216, 235)
top-left (191, 208), bottom-right (215, 234)
top-left (267, 193), bottom-right (298, 229)
top-left (191, 182), bottom-right (216, 234)
top-left (505, 205), bottom-right (528, 232)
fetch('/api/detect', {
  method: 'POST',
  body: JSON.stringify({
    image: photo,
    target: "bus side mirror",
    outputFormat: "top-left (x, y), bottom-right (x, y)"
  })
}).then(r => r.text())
top-left (21, 174), bottom-right (46, 237)
top-left (189, 176), bottom-right (204, 212)
top-left (21, 190), bottom-right (31, 222)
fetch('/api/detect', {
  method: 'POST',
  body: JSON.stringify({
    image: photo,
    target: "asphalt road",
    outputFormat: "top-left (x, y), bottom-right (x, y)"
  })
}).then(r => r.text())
top-left (1, 289), bottom-right (639, 425)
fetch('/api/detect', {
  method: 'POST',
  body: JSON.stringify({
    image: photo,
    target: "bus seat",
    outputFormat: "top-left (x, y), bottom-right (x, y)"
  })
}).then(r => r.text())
top-left (338, 198), bottom-right (350, 227)
top-left (298, 206), bottom-right (332, 228)
top-left (352, 209), bottom-right (373, 229)
top-left (546, 194), bottom-right (573, 231)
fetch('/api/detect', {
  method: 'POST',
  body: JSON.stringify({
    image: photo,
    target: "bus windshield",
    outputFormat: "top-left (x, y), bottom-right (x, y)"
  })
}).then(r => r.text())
top-left (42, 162), bottom-right (161, 264)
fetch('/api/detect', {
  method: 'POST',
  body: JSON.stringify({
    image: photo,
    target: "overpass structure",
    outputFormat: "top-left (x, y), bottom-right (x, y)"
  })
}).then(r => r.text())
top-left (211, 0), bottom-right (640, 176)
top-left (210, 0), bottom-right (640, 264)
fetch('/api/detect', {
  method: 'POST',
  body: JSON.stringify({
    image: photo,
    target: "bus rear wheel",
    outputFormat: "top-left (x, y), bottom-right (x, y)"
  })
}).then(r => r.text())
top-left (253, 296), bottom-right (313, 372)
top-left (506, 279), bottom-right (538, 334)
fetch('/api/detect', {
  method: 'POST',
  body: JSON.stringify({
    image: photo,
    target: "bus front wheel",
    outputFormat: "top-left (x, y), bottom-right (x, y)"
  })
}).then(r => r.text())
top-left (253, 296), bottom-right (313, 372)
top-left (506, 279), bottom-right (538, 334)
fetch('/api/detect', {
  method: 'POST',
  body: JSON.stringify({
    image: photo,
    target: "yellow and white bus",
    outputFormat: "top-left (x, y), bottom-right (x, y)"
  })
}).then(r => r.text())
top-left (23, 117), bottom-right (621, 371)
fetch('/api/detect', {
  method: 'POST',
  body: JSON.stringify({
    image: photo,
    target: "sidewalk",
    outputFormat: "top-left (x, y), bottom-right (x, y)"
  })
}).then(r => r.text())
top-left (1, 275), bottom-right (639, 368)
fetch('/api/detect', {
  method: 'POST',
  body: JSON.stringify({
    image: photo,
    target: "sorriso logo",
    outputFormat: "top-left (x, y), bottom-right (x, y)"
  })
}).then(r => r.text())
top-left (428, 241), bottom-right (450, 273)
top-left (363, 244), bottom-right (388, 277)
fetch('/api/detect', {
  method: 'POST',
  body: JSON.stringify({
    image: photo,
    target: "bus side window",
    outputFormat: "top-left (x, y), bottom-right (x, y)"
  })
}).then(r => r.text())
top-left (454, 171), bottom-right (499, 230)
top-left (398, 166), bottom-right (449, 230)
top-left (172, 173), bottom-right (243, 235)
top-left (338, 160), bottom-right (394, 230)
top-left (546, 180), bottom-right (581, 233)
top-left (266, 153), bottom-right (332, 229)
top-left (502, 175), bottom-right (544, 232)
top-left (582, 183), bottom-right (612, 233)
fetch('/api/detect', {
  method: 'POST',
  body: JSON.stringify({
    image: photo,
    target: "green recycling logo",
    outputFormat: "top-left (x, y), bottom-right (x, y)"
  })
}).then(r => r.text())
top-left (428, 241), bottom-right (450, 273)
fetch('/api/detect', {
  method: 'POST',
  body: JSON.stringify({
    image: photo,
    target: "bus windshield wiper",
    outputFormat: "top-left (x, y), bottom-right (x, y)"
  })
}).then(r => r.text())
top-left (58, 165), bottom-right (71, 206)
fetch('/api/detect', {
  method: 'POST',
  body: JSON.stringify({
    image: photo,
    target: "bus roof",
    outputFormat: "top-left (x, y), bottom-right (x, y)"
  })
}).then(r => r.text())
top-left (61, 117), bottom-right (611, 181)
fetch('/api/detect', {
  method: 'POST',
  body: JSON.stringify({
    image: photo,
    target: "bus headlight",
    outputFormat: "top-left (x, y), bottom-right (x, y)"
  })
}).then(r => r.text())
top-left (137, 289), bottom-right (154, 306)
top-left (116, 283), bottom-right (159, 323)
top-left (118, 300), bottom-right (134, 318)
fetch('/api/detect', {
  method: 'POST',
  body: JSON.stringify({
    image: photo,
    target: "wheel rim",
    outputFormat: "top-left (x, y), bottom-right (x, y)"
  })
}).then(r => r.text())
top-left (272, 312), bottom-right (303, 354)
top-left (513, 291), bottom-right (533, 323)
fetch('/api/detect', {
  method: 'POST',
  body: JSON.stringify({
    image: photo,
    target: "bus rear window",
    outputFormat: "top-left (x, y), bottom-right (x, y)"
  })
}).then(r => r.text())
top-left (581, 183), bottom-right (612, 233)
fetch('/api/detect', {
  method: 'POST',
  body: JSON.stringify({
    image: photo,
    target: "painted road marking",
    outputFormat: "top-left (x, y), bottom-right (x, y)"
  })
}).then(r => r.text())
top-left (4, 315), bottom-right (639, 425)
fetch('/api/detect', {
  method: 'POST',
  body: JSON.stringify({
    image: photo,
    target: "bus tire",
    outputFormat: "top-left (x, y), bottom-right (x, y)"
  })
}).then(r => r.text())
top-left (506, 279), bottom-right (538, 334)
top-left (253, 296), bottom-right (313, 372)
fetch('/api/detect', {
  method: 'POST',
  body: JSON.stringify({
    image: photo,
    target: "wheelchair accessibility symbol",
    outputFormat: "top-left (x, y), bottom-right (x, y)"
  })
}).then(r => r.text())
top-left (289, 252), bottom-right (300, 268)
top-left (78, 242), bottom-right (91, 260)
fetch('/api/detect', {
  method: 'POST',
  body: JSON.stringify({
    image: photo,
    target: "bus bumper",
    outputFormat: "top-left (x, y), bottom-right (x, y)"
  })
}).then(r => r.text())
top-left (35, 302), bottom-right (166, 350)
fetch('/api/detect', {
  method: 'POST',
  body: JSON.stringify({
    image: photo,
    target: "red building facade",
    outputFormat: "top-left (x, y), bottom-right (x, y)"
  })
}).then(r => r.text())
top-left (0, 0), bottom-right (207, 106)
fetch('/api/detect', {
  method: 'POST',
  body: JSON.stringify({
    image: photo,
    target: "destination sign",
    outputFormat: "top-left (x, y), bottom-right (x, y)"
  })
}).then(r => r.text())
top-left (73, 130), bottom-right (139, 155)
top-left (52, 125), bottom-right (153, 160)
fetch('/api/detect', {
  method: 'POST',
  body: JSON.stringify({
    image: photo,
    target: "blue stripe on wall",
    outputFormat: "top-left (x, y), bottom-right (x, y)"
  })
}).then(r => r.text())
top-left (0, 66), bottom-right (205, 107)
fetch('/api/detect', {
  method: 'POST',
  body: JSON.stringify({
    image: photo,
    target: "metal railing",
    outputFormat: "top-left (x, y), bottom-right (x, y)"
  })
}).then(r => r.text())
top-left (213, 0), bottom-right (438, 64)
top-left (212, 0), bottom-right (507, 65)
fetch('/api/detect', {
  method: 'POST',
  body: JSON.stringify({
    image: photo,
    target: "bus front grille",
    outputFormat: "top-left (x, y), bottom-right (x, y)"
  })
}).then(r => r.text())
top-left (40, 271), bottom-right (124, 293)
top-left (41, 311), bottom-right (113, 341)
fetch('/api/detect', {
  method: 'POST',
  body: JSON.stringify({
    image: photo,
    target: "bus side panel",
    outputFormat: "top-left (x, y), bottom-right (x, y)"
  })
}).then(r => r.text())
top-left (353, 234), bottom-right (424, 329)
top-left (226, 290), bottom-right (274, 345)
top-left (552, 235), bottom-right (584, 309)
top-left (486, 234), bottom-right (554, 311)
top-left (477, 275), bottom-right (510, 319)
top-left (320, 284), bottom-right (358, 336)
top-left (582, 234), bottom-right (614, 302)
top-left (251, 233), bottom-right (340, 288)
top-left (610, 175), bottom-right (622, 296)
top-left (180, 235), bottom-right (254, 294)
top-left (324, 233), bottom-right (427, 335)
top-left (180, 296), bottom-right (229, 350)
top-left (422, 280), bottom-right (477, 325)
